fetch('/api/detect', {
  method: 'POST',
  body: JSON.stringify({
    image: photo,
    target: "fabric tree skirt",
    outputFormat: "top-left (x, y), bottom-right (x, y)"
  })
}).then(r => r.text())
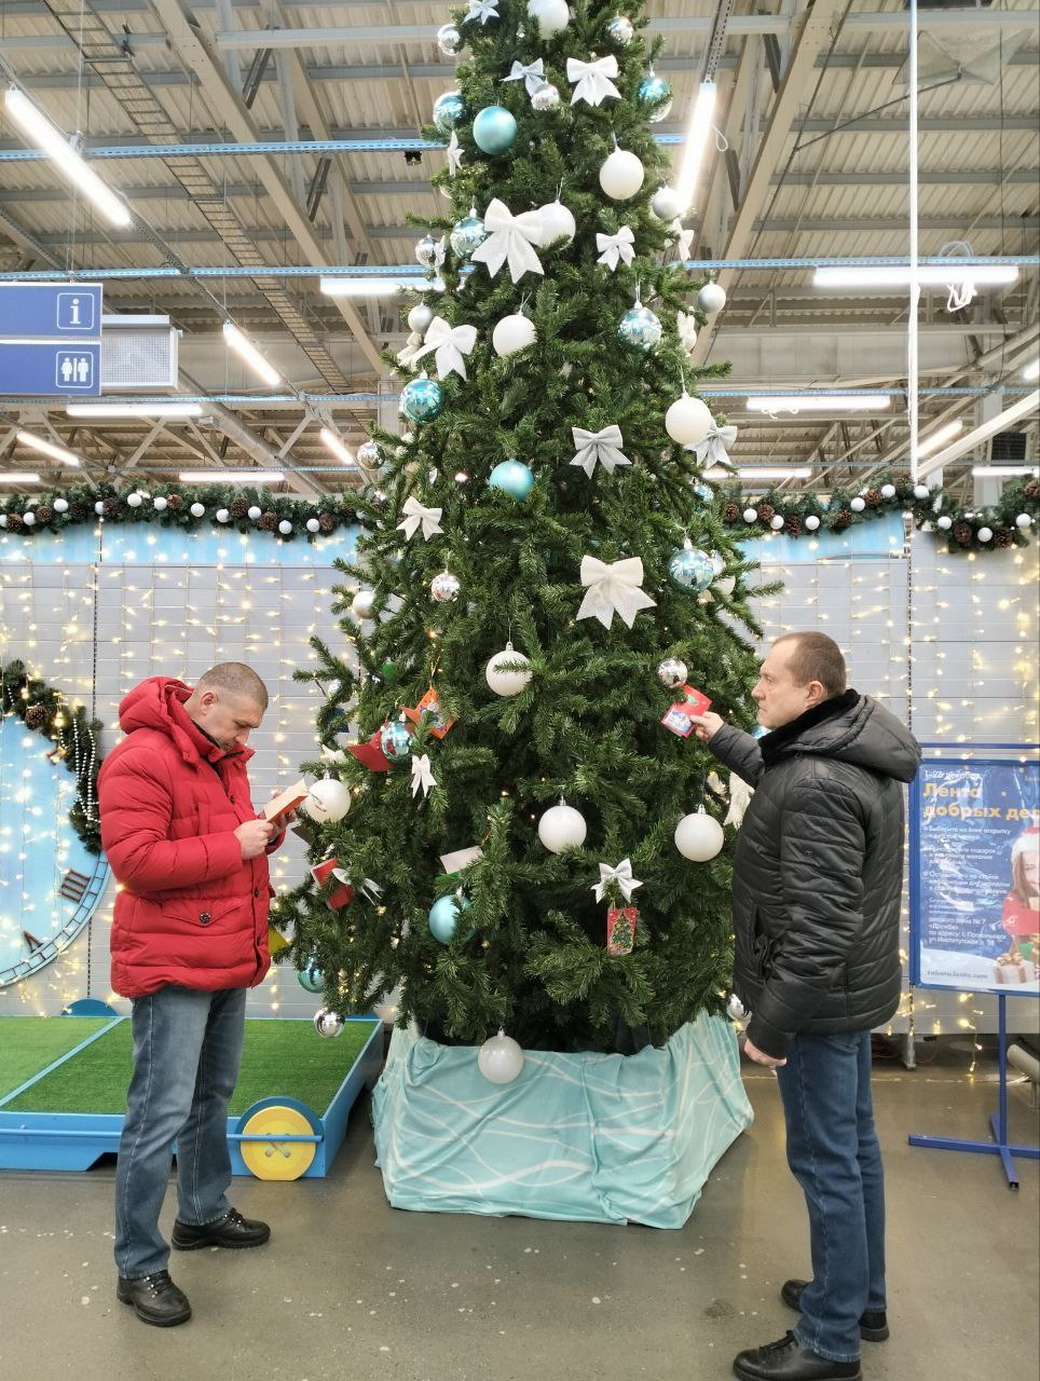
top-left (371, 1013), bottom-right (753, 1228)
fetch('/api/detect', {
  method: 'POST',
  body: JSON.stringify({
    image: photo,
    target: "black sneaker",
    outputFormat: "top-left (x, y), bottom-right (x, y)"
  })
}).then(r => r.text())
top-left (733, 1332), bottom-right (861, 1381)
top-left (781, 1279), bottom-right (889, 1342)
top-left (171, 1207), bottom-right (271, 1251)
top-left (116, 1270), bottom-right (191, 1327)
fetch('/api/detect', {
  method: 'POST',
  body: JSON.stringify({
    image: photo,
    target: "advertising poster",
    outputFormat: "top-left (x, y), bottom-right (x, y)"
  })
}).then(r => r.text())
top-left (911, 759), bottom-right (1040, 994)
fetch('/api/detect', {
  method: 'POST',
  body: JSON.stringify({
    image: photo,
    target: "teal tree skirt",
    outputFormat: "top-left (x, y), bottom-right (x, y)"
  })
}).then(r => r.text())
top-left (372, 1014), bottom-right (753, 1229)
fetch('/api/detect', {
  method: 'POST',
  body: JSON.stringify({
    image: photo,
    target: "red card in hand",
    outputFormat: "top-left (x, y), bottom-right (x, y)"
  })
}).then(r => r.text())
top-left (661, 684), bottom-right (712, 738)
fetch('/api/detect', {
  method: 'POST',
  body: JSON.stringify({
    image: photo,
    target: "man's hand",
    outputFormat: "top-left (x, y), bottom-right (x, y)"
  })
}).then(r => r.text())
top-left (688, 711), bottom-right (725, 743)
top-left (235, 818), bottom-right (276, 859)
top-left (742, 1036), bottom-right (787, 1068)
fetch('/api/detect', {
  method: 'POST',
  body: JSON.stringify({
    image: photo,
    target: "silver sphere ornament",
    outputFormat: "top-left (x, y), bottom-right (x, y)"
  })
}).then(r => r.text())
top-left (415, 234), bottom-right (439, 268)
top-left (436, 22), bottom-right (462, 56)
top-left (726, 993), bottom-right (749, 1022)
top-left (432, 91), bottom-right (465, 134)
top-left (656, 657), bottom-right (688, 689)
top-left (618, 304), bottom-right (662, 353)
top-left (313, 1007), bottom-right (344, 1039)
top-left (350, 588), bottom-right (375, 620)
top-left (485, 642), bottom-right (532, 697)
top-left (537, 802), bottom-right (587, 853)
top-left (356, 439), bottom-right (382, 467)
top-left (400, 374), bottom-right (444, 423)
top-left (449, 212), bottom-right (488, 259)
top-left (651, 186), bottom-right (684, 221)
top-left (667, 542), bottom-right (716, 593)
top-left (477, 1030), bottom-right (525, 1084)
top-left (431, 570), bottom-right (461, 602)
top-left (696, 281), bottom-right (727, 316)
top-left (379, 719), bottom-right (413, 764)
top-left (531, 82), bottom-right (561, 112)
top-left (407, 304), bottom-right (434, 334)
top-left (472, 105), bottom-right (517, 156)
top-left (607, 14), bottom-right (634, 44)
top-left (637, 73), bottom-right (673, 123)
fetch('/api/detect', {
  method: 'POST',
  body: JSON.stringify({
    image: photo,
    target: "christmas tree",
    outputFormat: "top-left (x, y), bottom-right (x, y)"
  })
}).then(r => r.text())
top-left (278, 0), bottom-right (772, 1056)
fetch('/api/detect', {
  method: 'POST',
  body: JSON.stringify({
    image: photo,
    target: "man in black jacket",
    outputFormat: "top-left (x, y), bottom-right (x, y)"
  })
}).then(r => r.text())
top-left (692, 632), bottom-right (920, 1381)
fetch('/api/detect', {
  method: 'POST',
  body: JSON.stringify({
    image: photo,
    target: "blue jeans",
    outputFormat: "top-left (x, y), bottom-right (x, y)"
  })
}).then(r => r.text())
top-left (775, 1030), bottom-right (886, 1363)
top-left (114, 984), bottom-right (246, 1279)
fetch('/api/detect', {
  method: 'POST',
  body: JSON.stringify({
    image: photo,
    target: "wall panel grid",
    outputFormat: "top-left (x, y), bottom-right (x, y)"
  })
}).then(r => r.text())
top-left (1, 528), bottom-right (1036, 1038)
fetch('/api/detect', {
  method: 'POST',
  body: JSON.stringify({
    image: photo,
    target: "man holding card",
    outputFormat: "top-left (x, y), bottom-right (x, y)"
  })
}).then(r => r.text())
top-left (690, 633), bottom-right (920, 1381)
top-left (98, 662), bottom-right (292, 1328)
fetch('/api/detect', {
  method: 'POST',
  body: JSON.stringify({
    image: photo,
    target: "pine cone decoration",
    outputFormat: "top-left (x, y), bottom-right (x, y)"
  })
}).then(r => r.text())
top-left (35, 505), bottom-right (54, 525)
top-left (723, 502), bottom-right (741, 524)
top-left (863, 488), bottom-right (883, 508)
top-left (995, 527), bottom-right (1015, 549)
top-left (24, 704), bottom-right (48, 729)
top-left (318, 512), bottom-right (336, 534)
top-left (895, 470), bottom-right (912, 487)
top-left (229, 497), bottom-right (250, 519)
top-left (831, 508), bottom-right (854, 532)
top-left (259, 510), bottom-right (279, 531)
top-left (756, 502), bottom-right (775, 524)
top-left (952, 520), bottom-right (974, 545)
top-left (1024, 478), bottom-right (1039, 500)
top-left (5, 513), bottom-right (25, 533)
top-left (165, 493), bottom-right (183, 511)
top-left (69, 504), bottom-right (89, 522)
top-left (103, 497), bottom-right (119, 518)
top-left (784, 514), bottom-right (803, 538)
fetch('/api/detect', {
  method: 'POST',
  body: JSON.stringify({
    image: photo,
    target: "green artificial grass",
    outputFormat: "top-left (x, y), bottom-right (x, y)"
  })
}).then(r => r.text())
top-left (0, 1017), bottom-right (113, 1102)
top-left (1, 1017), bottom-right (379, 1116)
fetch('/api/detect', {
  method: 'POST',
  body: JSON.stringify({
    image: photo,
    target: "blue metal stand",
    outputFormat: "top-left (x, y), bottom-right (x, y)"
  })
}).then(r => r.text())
top-left (909, 994), bottom-right (1039, 1189)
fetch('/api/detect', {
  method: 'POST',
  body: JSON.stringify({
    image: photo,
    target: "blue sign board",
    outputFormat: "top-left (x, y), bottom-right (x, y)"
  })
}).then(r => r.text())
top-left (0, 342), bottom-right (101, 395)
top-left (0, 282), bottom-right (103, 340)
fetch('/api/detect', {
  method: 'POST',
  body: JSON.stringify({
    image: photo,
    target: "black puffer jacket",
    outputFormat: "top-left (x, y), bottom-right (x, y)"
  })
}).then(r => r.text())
top-left (709, 691), bottom-right (921, 1059)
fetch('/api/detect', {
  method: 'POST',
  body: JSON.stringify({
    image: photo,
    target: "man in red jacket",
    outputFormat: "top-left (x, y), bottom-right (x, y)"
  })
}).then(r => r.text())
top-left (99, 662), bottom-right (287, 1327)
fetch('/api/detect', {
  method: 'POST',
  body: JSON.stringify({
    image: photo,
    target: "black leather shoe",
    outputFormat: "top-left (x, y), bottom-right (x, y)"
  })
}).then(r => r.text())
top-left (733, 1332), bottom-right (861, 1381)
top-left (781, 1279), bottom-right (890, 1342)
top-left (116, 1270), bottom-right (191, 1327)
top-left (171, 1207), bottom-right (270, 1251)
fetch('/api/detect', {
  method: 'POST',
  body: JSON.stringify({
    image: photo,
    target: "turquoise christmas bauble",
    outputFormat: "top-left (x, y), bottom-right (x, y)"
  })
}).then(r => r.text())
top-left (618, 305), bottom-right (662, 352)
top-left (637, 74), bottom-right (673, 123)
top-left (379, 720), bottom-right (413, 764)
top-left (667, 543), bottom-right (716, 592)
top-left (428, 893), bottom-right (471, 944)
top-left (449, 213), bottom-right (488, 258)
top-left (432, 91), bottom-right (466, 133)
top-left (488, 459), bottom-right (534, 499)
top-left (298, 960), bottom-right (324, 994)
top-left (472, 105), bottom-right (517, 155)
top-left (400, 375), bottom-right (444, 422)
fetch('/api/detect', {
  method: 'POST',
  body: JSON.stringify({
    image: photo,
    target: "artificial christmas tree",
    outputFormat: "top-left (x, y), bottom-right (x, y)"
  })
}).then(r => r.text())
top-left (276, 0), bottom-right (774, 1222)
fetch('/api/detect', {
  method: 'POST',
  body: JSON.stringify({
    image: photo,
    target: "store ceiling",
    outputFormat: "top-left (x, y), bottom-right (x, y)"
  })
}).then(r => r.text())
top-left (0, 0), bottom-right (1037, 497)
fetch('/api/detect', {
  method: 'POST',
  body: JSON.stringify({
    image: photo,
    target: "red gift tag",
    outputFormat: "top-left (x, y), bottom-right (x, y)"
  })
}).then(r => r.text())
top-left (607, 906), bottom-right (638, 956)
top-left (348, 728), bottom-right (391, 771)
top-left (403, 686), bottom-right (455, 739)
top-left (310, 857), bottom-right (354, 909)
top-left (661, 683), bottom-right (713, 738)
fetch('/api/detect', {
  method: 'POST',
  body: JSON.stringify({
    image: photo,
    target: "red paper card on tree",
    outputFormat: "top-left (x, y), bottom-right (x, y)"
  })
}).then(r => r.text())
top-left (607, 906), bottom-right (638, 956)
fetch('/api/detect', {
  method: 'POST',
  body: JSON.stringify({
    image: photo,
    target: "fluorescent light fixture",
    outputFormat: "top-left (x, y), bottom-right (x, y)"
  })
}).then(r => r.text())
top-left (1023, 358), bottom-right (1040, 382)
top-left (916, 420), bottom-right (964, 457)
top-left (674, 80), bottom-right (717, 212)
top-left (178, 470), bottom-right (285, 483)
top-left (222, 322), bottom-right (282, 387)
top-left (4, 87), bottom-right (132, 229)
top-left (66, 401), bottom-right (203, 418)
top-left (0, 471), bottom-right (41, 484)
top-left (320, 275), bottom-right (418, 298)
top-left (15, 429), bottom-right (82, 466)
top-left (746, 395), bottom-right (891, 413)
top-left (970, 465), bottom-right (1040, 478)
top-left (320, 427), bottom-right (356, 466)
top-left (814, 264), bottom-right (1018, 290)
top-left (736, 466), bottom-right (813, 480)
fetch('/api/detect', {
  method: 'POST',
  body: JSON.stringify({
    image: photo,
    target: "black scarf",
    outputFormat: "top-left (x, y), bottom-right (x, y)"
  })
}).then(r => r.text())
top-left (758, 689), bottom-right (861, 767)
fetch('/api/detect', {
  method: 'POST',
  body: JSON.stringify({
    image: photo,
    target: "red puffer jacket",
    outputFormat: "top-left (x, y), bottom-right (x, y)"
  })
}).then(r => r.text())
top-left (99, 676), bottom-right (272, 997)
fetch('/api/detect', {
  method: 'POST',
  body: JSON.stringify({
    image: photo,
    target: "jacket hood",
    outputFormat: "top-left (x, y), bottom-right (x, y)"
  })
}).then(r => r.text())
top-left (117, 676), bottom-right (252, 766)
top-left (762, 691), bottom-right (921, 784)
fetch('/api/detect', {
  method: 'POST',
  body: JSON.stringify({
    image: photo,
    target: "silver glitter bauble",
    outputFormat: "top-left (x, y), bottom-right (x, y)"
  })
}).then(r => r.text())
top-left (617, 304), bottom-right (662, 352)
top-left (607, 15), bottom-right (634, 44)
top-left (656, 657), bottom-right (688, 689)
top-left (430, 570), bottom-right (461, 602)
top-left (356, 439), bottom-right (381, 467)
top-left (313, 1007), bottom-right (344, 1038)
top-left (436, 23), bottom-right (462, 56)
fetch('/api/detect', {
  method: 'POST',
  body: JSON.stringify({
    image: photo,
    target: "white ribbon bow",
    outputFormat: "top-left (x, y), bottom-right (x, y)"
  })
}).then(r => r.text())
top-left (470, 198), bottom-right (545, 284)
top-left (396, 495), bottom-right (444, 542)
top-left (576, 555), bottom-right (656, 629)
top-left (724, 774), bottom-right (754, 829)
top-left (693, 423), bottom-right (738, 466)
top-left (331, 870), bottom-right (382, 904)
top-left (570, 424), bottom-right (631, 477)
top-left (411, 315), bottom-right (478, 380)
top-left (567, 55), bottom-right (621, 106)
top-left (595, 226), bottom-right (635, 271)
top-left (592, 858), bottom-right (643, 903)
top-left (396, 331), bottom-right (424, 369)
top-left (676, 311), bottom-right (698, 353)
top-left (446, 130), bottom-right (464, 176)
top-left (411, 753), bottom-right (437, 798)
top-left (466, 0), bottom-right (499, 23)
top-left (503, 59), bottom-right (545, 95)
top-left (675, 226), bottom-right (694, 261)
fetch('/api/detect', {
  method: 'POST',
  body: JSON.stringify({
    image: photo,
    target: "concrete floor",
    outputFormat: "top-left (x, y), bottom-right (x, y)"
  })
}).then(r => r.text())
top-left (0, 1038), bottom-right (1036, 1381)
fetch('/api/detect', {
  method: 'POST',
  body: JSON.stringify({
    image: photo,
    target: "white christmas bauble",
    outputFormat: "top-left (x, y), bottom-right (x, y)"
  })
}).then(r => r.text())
top-left (599, 148), bottom-right (644, 200)
top-left (743, 507), bottom-right (758, 524)
top-left (248, 505), bottom-right (262, 520)
top-left (526, 0), bottom-right (569, 37)
top-left (306, 517), bottom-right (321, 533)
top-left (696, 282), bottom-right (727, 316)
top-left (674, 810), bottom-right (725, 862)
top-left (477, 1029), bottom-right (525, 1084)
top-left (190, 502), bottom-right (205, 518)
top-left (665, 392), bottom-right (713, 446)
top-left (537, 802), bottom-right (587, 853)
top-left (881, 483), bottom-right (896, 499)
top-left (805, 514), bottom-right (821, 531)
top-left (977, 526), bottom-right (993, 543)
top-left (937, 515), bottom-right (953, 531)
top-left (651, 186), bottom-right (683, 221)
top-left (53, 497), bottom-right (69, 513)
top-left (127, 492), bottom-right (143, 508)
top-left (1016, 513), bottom-right (1033, 529)
top-left (484, 642), bottom-right (532, 696)
top-left (531, 82), bottom-right (561, 111)
top-left (23, 510), bottom-right (37, 525)
top-left (94, 500), bottom-right (106, 516)
top-left (913, 484), bottom-right (930, 500)
top-left (351, 589), bottom-right (375, 620)
top-left (304, 778), bottom-right (352, 823)
top-left (278, 519), bottom-right (293, 535)
top-left (407, 304), bottom-right (434, 334)
top-left (153, 496), bottom-right (168, 511)
top-left (492, 312), bottom-right (537, 358)
top-left (770, 514), bottom-right (785, 531)
top-left (216, 508), bottom-right (230, 523)
top-left (538, 198), bottom-right (576, 246)
top-left (850, 496), bottom-right (866, 513)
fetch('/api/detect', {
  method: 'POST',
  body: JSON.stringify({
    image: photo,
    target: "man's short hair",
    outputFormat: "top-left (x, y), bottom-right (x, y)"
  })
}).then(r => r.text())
top-left (774, 633), bottom-right (847, 697)
top-left (198, 662), bottom-right (269, 710)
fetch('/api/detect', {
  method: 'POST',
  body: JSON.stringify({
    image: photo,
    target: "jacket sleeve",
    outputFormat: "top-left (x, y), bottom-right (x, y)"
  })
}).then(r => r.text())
top-left (747, 781), bottom-right (867, 1059)
top-left (704, 723), bottom-right (765, 788)
top-left (98, 749), bottom-right (243, 893)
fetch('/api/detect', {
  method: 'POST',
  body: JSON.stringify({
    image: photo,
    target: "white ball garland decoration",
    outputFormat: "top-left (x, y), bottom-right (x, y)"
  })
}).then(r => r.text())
top-left (94, 500), bottom-right (105, 516)
top-left (743, 507), bottom-right (758, 524)
top-left (190, 502), bottom-right (205, 518)
top-left (306, 517), bottom-right (321, 533)
top-left (278, 519), bottom-right (293, 535)
top-left (537, 801), bottom-right (587, 853)
top-left (977, 526), bottom-right (993, 543)
top-left (881, 483), bottom-right (896, 499)
top-left (1016, 513), bottom-right (1033, 529)
top-left (23, 510), bottom-right (37, 526)
top-left (53, 497), bottom-right (69, 513)
top-left (127, 492), bottom-right (143, 509)
top-left (216, 508), bottom-right (230, 523)
top-left (914, 484), bottom-right (930, 500)
top-left (804, 514), bottom-right (821, 531)
top-left (248, 505), bottom-right (262, 520)
top-left (850, 496), bottom-right (866, 513)
top-left (770, 514), bottom-right (785, 531)
top-left (937, 515), bottom-right (953, 531)
top-left (153, 496), bottom-right (168, 512)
